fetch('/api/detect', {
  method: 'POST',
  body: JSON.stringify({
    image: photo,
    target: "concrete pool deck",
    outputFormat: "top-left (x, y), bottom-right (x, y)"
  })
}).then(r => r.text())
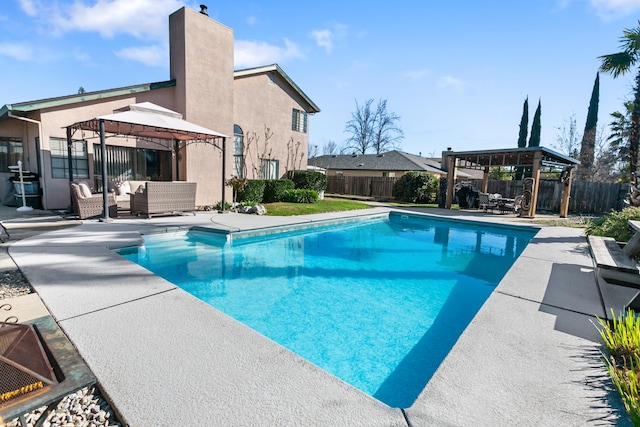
top-left (2, 206), bottom-right (635, 426)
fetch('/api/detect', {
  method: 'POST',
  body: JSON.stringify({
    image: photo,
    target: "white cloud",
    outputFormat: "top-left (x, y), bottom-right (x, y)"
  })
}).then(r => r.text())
top-left (48, 0), bottom-right (186, 40)
top-left (73, 50), bottom-right (94, 65)
top-left (405, 69), bottom-right (430, 80)
top-left (439, 76), bottom-right (467, 94)
top-left (18, 0), bottom-right (38, 16)
top-left (115, 45), bottom-right (167, 66)
top-left (246, 16), bottom-right (257, 26)
top-left (234, 39), bottom-right (303, 68)
top-left (0, 42), bottom-right (33, 61)
top-left (590, 0), bottom-right (640, 18)
top-left (310, 23), bottom-right (349, 53)
top-left (310, 29), bottom-right (334, 53)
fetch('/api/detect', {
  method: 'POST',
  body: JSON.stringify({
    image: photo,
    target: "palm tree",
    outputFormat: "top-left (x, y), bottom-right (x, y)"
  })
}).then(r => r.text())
top-left (608, 102), bottom-right (634, 178)
top-left (600, 21), bottom-right (640, 180)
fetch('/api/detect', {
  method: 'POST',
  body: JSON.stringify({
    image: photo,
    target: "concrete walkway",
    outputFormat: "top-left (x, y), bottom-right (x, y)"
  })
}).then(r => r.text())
top-left (1, 206), bottom-right (634, 426)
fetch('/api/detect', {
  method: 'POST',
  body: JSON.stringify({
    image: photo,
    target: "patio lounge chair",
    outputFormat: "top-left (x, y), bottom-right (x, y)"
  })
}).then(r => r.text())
top-left (588, 228), bottom-right (640, 310)
top-left (478, 192), bottom-right (500, 212)
top-left (70, 183), bottom-right (117, 220)
top-left (498, 195), bottom-right (522, 214)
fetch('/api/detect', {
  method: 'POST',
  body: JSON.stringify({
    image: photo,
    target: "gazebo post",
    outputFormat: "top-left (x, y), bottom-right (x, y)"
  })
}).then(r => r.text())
top-left (66, 126), bottom-right (75, 212)
top-left (481, 167), bottom-right (489, 193)
top-left (174, 139), bottom-right (180, 181)
top-left (528, 150), bottom-right (542, 219)
top-left (98, 119), bottom-right (112, 223)
top-left (445, 155), bottom-right (456, 209)
top-left (559, 167), bottom-right (573, 218)
top-left (220, 137), bottom-right (226, 213)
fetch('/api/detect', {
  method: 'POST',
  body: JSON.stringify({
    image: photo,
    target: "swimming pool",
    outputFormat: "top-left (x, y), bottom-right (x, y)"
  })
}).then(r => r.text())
top-left (120, 213), bottom-right (537, 407)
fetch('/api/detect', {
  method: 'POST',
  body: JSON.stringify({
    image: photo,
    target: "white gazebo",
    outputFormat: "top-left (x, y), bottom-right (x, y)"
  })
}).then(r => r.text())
top-left (66, 102), bottom-right (228, 221)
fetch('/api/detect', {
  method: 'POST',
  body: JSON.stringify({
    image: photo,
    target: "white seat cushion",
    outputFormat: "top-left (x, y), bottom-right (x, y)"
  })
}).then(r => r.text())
top-left (115, 181), bottom-right (131, 196)
top-left (78, 183), bottom-right (92, 198)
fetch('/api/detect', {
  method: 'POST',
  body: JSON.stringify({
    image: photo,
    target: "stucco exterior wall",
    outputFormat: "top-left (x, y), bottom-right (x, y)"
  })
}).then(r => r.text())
top-left (233, 72), bottom-right (310, 179)
top-left (4, 88), bottom-right (175, 210)
top-left (170, 7), bottom-right (233, 207)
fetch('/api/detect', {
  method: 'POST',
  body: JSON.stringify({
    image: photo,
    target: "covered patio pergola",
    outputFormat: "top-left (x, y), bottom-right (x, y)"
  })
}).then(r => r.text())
top-left (65, 102), bottom-right (228, 221)
top-left (443, 147), bottom-right (580, 218)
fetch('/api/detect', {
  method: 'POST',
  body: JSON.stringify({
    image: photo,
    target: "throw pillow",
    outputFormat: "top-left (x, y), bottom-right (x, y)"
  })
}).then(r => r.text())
top-left (78, 183), bottom-right (92, 198)
top-left (115, 181), bottom-right (131, 196)
top-left (135, 184), bottom-right (145, 194)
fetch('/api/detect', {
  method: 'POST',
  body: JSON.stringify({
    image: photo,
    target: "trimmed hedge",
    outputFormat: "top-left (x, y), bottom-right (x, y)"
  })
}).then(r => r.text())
top-left (392, 172), bottom-right (438, 203)
top-left (286, 170), bottom-right (327, 192)
top-left (263, 179), bottom-right (295, 203)
top-left (282, 189), bottom-right (319, 204)
top-left (238, 180), bottom-right (266, 204)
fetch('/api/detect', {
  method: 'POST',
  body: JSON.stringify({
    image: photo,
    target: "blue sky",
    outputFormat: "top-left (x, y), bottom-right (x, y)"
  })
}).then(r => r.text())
top-left (2, 0), bottom-right (640, 157)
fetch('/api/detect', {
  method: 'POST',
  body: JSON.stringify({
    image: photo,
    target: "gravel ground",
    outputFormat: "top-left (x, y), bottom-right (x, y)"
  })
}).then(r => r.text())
top-left (0, 269), bottom-right (32, 299)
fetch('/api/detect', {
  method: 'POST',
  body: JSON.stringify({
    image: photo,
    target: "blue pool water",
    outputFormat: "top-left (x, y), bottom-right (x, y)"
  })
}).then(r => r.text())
top-left (120, 213), bottom-right (537, 407)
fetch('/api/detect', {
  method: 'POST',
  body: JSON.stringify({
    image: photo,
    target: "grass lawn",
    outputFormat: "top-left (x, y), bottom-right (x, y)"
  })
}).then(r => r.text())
top-left (264, 198), bottom-right (371, 216)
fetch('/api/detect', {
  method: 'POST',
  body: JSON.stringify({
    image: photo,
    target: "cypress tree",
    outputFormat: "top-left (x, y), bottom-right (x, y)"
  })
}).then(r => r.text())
top-left (518, 96), bottom-right (529, 148)
top-left (576, 73), bottom-right (599, 181)
top-left (529, 99), bottom-right (541, 147)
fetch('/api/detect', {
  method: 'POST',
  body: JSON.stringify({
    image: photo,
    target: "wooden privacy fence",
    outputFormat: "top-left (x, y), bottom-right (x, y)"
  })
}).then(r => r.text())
top-left (467, 179), bottom-right (628, 214)
top-left (326, 176), bottom-right (397, 199)
top-left (327, 175), bottom-right (630, 214)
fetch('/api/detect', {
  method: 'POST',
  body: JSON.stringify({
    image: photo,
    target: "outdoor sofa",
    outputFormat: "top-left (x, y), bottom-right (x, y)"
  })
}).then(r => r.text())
top-left (107, 180), bottom-right (148, 212)
top-left (130, 181), bottom-right (197, 218)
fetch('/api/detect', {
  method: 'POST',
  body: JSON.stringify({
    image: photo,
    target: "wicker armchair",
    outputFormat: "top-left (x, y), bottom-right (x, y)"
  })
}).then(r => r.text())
top-left (70, 182), bottom-right (117, 219)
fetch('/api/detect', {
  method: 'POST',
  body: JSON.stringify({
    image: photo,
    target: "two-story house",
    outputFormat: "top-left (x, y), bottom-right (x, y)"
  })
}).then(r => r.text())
top-left (0, 5), bottom-right (319, 210)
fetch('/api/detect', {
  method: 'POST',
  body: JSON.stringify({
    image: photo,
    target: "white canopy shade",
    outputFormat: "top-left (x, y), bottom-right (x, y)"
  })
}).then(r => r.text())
top-left (71, 102), bottom-right (227, 141)
top-left (65, 102), bottom-right (228, 221)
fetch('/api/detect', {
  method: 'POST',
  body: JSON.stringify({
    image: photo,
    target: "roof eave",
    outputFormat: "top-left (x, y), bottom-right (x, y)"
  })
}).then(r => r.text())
top-left (6, 80), bottom-right (177, 114)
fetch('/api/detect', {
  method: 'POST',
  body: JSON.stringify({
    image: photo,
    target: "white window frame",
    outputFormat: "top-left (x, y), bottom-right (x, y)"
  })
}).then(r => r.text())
top-left (50, 137), bottom-right (89, 179)
top-left (292, 109), bottom-right (308, 133)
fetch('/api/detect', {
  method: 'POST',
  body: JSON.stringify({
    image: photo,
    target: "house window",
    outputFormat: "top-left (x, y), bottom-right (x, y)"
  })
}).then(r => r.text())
top-left (50, 137), bottom-right (88, 179)
top-left (260, 159), bottom-right (279, 179)
top-left (233, 124), bottom-right (244, 178)
top-left (0, 137), bottom-right (23, 172)
top-left (335, 171), bottom-right (343, 176)
top-left (382, 171), bottom-right (396, 177)
top-left (93, 145), bottom-right (171, 189)
top-left (292, 109), bottom-right (307, 133)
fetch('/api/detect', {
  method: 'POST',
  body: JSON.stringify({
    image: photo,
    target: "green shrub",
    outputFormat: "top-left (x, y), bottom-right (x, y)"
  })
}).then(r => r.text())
top-left (604, 354), bottom-right (640, 426)
top-left (286, 170), bottom-right (327, 192)
top-left (238, 180), bottom-right (265, 204)
top-left (263, 179), bottom-right (295, 203)
top-left (596, 309), bottom-right (640, 360)
top-left (392, 172), bottom-right (438, 203)
top-left (213, 201), bottom-right (232, 211)
top-left (281, 189), bottom-right (319, 203)
top-left (594, 309), bottom-right (640, 424)
top-left (585, 207), bottom-right (640, 241)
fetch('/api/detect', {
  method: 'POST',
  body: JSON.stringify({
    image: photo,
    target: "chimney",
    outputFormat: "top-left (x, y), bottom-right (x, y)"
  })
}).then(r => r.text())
top-left (199, 4), bottom-right (208, 16)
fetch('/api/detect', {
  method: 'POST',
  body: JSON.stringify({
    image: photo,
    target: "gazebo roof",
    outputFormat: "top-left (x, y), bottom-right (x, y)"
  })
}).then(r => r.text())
top-left (448, 146), bottom-right (579, 170)
top-left (68, 102), bottom-right (227, 142)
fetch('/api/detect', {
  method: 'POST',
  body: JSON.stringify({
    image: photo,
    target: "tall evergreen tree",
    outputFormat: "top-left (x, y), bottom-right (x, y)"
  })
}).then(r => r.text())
top-left (576, 73), bottom-right (599, 181)
top-left (528, 100), bottom-right (541, 147)
top-left (517, 96), bottom-right (529, 148)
